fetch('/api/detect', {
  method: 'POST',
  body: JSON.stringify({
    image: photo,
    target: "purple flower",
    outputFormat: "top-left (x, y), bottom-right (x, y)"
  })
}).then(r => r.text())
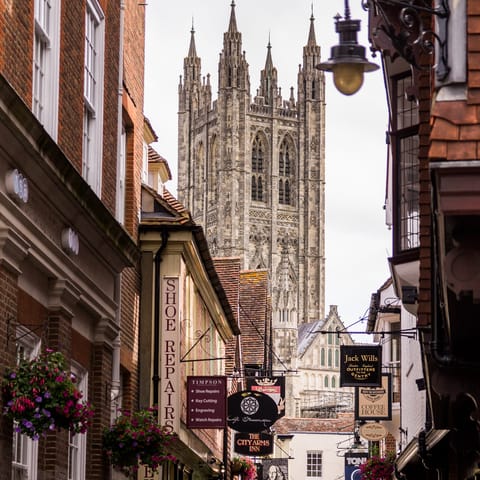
top-left (35, 396), bottom-right (43, 403)
top-left (44, 392), bottom-right (51, 399)
top-left (9, 372), bottom-right (16, 379)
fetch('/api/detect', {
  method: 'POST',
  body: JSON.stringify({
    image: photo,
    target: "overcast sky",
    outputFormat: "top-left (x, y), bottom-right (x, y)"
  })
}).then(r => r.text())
top-left (143, 0), bottom-right (392, 336)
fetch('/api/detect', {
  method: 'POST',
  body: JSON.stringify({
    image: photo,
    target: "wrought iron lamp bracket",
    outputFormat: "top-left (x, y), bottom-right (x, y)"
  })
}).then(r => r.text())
top-left (363, 0), bottom-right (450, 81)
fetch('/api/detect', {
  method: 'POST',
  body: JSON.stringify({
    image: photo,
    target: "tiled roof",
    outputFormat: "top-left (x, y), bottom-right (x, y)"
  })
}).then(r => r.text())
top-left (214, 258), bottom-right (241, 324)
top-left (240, 270), bottom-right (269, 367)
top-left (141, 184), bottom-right (192, 225)
top-left (274, 413), bottom-right (355, 434)
top-left (429, 101), bottom-right (480, 161)
top-left (214, 258), bottom-right (242, 374)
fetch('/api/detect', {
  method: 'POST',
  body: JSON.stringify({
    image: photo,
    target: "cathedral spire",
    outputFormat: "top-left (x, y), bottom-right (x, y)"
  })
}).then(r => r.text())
top-left (219, 0), bottom-right (249, 91)
top-left (259, 36), bottom-right (278, 106)
top-left (188, 20), bottom-right (197, 58)
top-left (307, 7), bottom-right (317, 46)
top-left (228, 1), bottom-right (238, 34)
top-left (265, 35), bottom-right (273, 71)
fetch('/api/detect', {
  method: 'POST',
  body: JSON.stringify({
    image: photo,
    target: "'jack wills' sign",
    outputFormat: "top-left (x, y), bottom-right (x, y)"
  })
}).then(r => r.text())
top-left (160, 277), bottom-right (180, 432)
top-left (340, 345), bottom-right (382, 387)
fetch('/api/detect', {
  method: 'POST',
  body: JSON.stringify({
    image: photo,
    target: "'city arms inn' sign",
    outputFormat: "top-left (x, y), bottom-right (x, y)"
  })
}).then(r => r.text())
top-left (340, 345), bottom-right (382, 387)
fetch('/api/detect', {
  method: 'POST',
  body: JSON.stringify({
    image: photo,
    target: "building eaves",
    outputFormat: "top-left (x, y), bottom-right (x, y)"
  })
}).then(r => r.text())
top-left (148, 146), bottom-right (172, 180)
top-left (140, 185), bottom-right (239, 335)
top-left (0, 74), bottom-right (139, 269)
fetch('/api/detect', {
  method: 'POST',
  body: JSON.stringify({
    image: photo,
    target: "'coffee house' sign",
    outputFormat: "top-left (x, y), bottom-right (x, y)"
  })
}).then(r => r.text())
top-left (340, 345), bottom-right (382, 387)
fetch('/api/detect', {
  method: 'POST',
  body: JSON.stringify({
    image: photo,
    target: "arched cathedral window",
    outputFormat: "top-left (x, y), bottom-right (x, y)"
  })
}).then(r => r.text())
top-left (279, 137), bottom-right (295, 206)
top-left (208, 137), bottom-right (218, 205)
top-left (252, 134), bottom-right (266, 202)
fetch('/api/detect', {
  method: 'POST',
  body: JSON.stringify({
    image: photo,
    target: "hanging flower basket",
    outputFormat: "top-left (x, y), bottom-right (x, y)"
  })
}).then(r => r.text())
top-left (231, 457), bottom-right (257, 480)
top-left (103, 407), bottom-right (176, 478)
top-left (359, 452), bottom-right (395, 480)
top-left (1, 350), bottom-right (94, 440)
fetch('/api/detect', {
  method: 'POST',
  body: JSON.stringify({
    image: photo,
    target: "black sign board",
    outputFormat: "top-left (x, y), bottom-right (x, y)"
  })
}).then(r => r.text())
top-left (355, 373), bottom-right (392, 420)
top-left (340, 345), bottom-right (382, 387)
top-left (246, 376), bottom-right (286, 419)
top-left (227, 390), bottom-right (278, 433)
top-left (187, 376), bottom-right (227, 428)
top-left (234, 432), bottom-right (273, 456)
top-left (345, 451), bottom-right (368, 480)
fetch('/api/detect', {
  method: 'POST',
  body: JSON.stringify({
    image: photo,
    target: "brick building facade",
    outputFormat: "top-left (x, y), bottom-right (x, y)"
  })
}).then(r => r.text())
top-left (0, 1), bottom-right (147, 478)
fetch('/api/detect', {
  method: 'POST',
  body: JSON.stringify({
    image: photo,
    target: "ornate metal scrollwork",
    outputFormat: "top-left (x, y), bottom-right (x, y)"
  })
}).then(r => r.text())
top-left (363, 0), bottom-right (450, 80)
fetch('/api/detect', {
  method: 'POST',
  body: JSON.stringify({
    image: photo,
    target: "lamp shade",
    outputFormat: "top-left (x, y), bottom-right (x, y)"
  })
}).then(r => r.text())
top-left (316, 11), bottom-right (379, 95)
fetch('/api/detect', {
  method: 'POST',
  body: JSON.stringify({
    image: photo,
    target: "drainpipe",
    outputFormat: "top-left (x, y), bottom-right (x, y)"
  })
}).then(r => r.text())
top-left (111, 0), bottom-right (126, 418)
top-left (153, 230), bottom-right (169, 405)
top-left (111, 274), bottom-right (122, 416)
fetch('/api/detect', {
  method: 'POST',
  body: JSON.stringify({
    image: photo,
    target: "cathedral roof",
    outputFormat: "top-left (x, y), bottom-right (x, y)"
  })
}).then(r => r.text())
top-left (297, 319), bottom-right (326, 356)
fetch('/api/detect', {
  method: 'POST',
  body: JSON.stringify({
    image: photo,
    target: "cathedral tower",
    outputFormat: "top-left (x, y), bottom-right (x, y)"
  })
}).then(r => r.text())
top-left (177, 3), bottom-right (326, 391)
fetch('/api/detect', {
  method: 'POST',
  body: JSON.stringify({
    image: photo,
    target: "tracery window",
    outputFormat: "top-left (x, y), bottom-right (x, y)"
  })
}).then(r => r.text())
top-left (252, 134), bottom-right (266, 202)
top-left (279, 138), bottom-right (295, 205)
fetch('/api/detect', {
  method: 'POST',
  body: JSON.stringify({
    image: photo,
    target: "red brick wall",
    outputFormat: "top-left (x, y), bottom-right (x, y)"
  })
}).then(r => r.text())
top-left (0, 0), bottom-right (34, 103)
top-left (57, 1), bottom-right (85, 169)
top-left (123, 0), bottom-right (146, 239)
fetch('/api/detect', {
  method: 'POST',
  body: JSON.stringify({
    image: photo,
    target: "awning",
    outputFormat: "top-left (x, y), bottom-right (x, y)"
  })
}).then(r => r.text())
top-left (396, 429), bottom-right (449, 472)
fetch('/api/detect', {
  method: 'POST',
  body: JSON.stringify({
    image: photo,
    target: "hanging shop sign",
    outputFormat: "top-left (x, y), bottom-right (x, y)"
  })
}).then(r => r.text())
top-left (160, 277), bottom-right (180, 433)
top-left (234, 432), bottom-right (274, 456)
top-left (340, 345), bottom-right (382, 387)
top-left (355, 373), bottom-right (392, 420)
top-left (359, 422), bottom-right (389, 441)
top-left (345, 451), bottom-right (369, 480)
top-left (227, 390), bottom-right (278, 433)
top-left (187, 376), bottom-right (227, 429)
top-left (246, 376), bottom-right (285, 418)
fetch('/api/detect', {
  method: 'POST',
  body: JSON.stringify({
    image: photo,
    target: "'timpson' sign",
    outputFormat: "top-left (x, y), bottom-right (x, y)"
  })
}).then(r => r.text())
top-left (160, 277), bottom-right (180, 432)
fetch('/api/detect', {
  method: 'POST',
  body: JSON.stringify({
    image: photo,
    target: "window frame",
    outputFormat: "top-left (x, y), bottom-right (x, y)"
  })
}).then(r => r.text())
top-left (82, 0), bottom-right (105, 196)
top-left (391, 72), bottom-right (420, 254)
top-left (67, 362), bottom-right (88, 480)
top-left (33, 0), bottom-right (61, 139)
top-left (115, 125), bottom-right (127, 223)
top-left (12, 328), bottom-right (41, 480)
top-left (306, 450), bottom-right (323, 478)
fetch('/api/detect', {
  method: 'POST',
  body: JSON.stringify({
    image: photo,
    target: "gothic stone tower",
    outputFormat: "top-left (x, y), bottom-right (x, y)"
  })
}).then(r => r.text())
top-left (177, 2), bottom-right (325, 386)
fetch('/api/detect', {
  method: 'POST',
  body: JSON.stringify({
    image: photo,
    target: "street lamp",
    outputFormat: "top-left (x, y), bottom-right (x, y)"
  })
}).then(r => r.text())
top-left (317, 0), bottom-right (451, 95)
top-left (316, 0), bottom-right (378, 95)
